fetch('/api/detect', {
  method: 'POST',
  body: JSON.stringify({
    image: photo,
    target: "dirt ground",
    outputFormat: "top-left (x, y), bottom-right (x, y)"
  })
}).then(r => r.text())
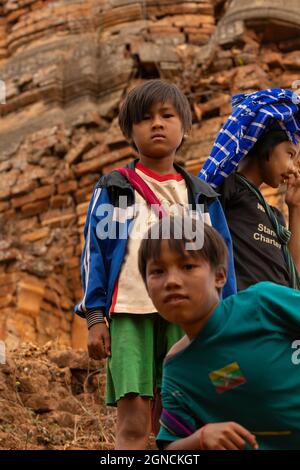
top-left (0, 341), bottom-right (118, 450)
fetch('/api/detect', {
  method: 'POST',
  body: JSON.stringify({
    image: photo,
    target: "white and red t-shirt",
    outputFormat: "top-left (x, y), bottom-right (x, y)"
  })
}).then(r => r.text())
top-left (110, 162), bottom-right (188, 314)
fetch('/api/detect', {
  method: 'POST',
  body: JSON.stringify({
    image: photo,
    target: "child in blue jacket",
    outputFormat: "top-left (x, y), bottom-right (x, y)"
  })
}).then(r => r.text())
top-left (75, 79), bottom-right (236, 449)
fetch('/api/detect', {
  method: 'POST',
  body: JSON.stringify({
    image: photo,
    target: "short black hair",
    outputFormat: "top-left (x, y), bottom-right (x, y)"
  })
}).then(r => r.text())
top-left (138, 216), bottom-right (228, 286)
top-left (118, 79), bottom-right (192, 141)
top-left (248, 128), bottom-right (290, 161)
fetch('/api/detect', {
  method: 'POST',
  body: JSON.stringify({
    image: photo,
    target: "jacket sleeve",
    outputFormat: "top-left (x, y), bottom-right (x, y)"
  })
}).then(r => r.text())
top-left (208, 198), bottom-right (237, 298)
top-left (74, 186), bottom-right (112, 325)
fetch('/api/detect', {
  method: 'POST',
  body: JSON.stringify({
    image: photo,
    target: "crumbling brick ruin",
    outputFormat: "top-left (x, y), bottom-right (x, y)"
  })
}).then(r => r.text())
top-left (0, 0), bottom-right (299, 349)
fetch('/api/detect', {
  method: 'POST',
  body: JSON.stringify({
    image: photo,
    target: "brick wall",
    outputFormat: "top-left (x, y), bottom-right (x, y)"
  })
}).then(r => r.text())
top-left (0, 0), bottom-right (299, 348)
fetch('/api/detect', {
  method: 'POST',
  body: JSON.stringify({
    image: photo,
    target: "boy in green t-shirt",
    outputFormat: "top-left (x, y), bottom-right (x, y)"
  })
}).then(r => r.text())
top-left (138, 216), bottom-right (300, 450)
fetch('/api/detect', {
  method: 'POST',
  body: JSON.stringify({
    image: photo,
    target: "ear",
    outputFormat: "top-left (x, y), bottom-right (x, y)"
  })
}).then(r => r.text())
top-left (215, 266), bottom-right (227, 290)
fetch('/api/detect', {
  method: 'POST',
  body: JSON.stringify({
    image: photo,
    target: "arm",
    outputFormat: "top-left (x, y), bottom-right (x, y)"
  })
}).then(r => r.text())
top-left (157, 393), bottom-right (257, 450)
top-left (286, 171), bottom-right (300, 272)
top-left (165, 422), bottom-right (258, 450)
top-left (74, 186), bottom-right (112, 359)
top-left (288, 206), bottom-right (300, 272)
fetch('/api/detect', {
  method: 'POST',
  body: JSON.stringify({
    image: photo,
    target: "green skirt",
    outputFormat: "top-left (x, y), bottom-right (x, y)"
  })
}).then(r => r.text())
top-left (106, 313), bottom-right (183, 406)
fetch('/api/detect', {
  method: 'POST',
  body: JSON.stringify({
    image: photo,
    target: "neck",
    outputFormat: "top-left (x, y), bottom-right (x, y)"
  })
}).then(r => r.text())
top-left (138, 155), bottom-right (176, 175)
top-left (183, 299), bottom-right (219, 340)
top-left (238, 156), bottom-right (263, 187)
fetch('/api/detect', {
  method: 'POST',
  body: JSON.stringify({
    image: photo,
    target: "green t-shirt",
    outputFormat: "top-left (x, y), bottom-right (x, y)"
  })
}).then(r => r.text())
top-left (157, 282), bottom-right (300, 450)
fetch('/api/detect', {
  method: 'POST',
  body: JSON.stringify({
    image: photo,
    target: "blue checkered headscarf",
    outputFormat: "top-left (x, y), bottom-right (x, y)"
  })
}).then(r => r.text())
top-left (198, 88), bottom-right (300, 188)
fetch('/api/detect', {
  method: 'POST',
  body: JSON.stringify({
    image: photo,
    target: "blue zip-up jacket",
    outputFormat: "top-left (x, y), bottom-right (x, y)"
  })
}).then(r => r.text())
top-left (75, 160), bottom-right (237, 324)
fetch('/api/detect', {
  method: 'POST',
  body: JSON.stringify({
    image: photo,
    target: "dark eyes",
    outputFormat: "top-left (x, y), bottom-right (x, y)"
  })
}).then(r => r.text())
top-left (183, 264), bottom-right (197, 270)
top-left (149, 264), bottom-right (197, 275)
top-left (149, 268), bottom-right (164, 275)
top-left (141, 114), bottom-right (174, 120)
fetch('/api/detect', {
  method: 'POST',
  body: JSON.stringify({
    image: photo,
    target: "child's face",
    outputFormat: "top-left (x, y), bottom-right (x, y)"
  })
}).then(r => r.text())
top-left (131, 100), bottom-right (184, 162)
top-left (262, 140), bottom-right (300, 188)
top-left (145, 241), bottom-right (226, 338)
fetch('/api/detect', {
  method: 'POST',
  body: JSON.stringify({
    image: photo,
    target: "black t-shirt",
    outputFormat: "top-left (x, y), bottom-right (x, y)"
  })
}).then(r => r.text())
top-left (219, 173), bottom-right (291, 291)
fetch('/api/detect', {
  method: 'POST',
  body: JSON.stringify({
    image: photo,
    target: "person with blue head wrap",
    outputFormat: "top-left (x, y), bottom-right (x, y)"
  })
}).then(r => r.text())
top-left (199, 88), bottom-right (300, 291)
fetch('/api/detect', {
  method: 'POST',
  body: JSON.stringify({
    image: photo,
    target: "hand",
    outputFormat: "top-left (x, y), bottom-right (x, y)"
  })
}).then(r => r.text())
top-left (88, 323), bottom-right (111, 360)
top-left (198, 422), bottom-right (258, 450)
top-left (285, 168), bottom-right (300, 209)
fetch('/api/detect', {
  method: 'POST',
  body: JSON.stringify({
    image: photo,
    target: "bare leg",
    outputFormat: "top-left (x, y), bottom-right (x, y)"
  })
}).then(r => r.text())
top-left (115, 393), bottom-right (152, 450)
top-left (150, 336), bottom-right (189, 435)
top-left (151, 390), bottom-right (162, 436)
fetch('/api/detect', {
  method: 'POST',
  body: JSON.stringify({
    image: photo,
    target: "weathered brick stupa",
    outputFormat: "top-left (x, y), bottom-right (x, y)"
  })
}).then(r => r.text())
top-left (0, 0), bottom-right (299, 349)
